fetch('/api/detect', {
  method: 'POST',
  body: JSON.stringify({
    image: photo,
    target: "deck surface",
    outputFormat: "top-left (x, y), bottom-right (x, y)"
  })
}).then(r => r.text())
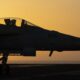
top-left (0, 64), bottom-right (80, 80)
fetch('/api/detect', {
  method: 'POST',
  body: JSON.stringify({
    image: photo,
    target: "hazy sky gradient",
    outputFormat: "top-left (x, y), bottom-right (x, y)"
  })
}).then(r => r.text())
top-left (0, 0), bottom-right (80, 64)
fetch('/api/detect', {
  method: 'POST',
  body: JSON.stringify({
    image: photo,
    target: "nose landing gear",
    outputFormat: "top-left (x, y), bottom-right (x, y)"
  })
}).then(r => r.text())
top-left (0, 52), bottom-right (10, 75)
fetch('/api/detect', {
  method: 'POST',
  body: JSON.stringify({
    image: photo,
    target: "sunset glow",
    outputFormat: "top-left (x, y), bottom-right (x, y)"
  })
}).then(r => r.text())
top-left (0, 0), bottom-right (80, 64)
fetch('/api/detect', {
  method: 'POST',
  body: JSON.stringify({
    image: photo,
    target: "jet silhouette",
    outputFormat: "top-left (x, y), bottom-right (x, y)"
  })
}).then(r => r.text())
top-left (0, 17), bottom-right (80, 73)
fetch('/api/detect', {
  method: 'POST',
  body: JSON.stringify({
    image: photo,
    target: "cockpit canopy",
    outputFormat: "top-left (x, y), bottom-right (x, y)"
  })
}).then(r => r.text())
top-left (0, 17), bottom-right (36, 27)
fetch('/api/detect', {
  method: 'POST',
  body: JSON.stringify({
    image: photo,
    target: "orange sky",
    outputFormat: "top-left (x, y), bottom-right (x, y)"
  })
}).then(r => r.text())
top-left (0, 0), bottom-right (80, 64)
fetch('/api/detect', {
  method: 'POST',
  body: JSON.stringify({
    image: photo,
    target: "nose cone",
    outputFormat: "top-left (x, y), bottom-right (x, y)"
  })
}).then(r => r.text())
top-left (49, 31), bottom-right (80, 51)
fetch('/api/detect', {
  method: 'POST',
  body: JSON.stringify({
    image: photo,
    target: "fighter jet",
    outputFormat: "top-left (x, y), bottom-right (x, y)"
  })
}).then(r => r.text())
top-left (0, 17), bottom-right (80, 67)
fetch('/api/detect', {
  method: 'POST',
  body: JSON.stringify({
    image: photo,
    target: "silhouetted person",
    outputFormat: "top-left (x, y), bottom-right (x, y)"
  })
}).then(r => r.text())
top-left (11, 19), bottom-right (16, 26)
top-left (21, 19), bottom-right (27, 28)
top-left (4, 19), bottom-right (11, 26)
top-left (4, 19), bottom-right (16, 27)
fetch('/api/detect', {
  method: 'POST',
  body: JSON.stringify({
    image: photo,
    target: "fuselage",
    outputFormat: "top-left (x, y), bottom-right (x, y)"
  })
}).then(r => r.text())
top-left (0, 18), bottom-right (79, 55)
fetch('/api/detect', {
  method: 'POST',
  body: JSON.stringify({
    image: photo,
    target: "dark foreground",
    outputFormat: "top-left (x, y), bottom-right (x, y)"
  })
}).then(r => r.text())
top-left (0, 64), bottom-right (80, 80)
